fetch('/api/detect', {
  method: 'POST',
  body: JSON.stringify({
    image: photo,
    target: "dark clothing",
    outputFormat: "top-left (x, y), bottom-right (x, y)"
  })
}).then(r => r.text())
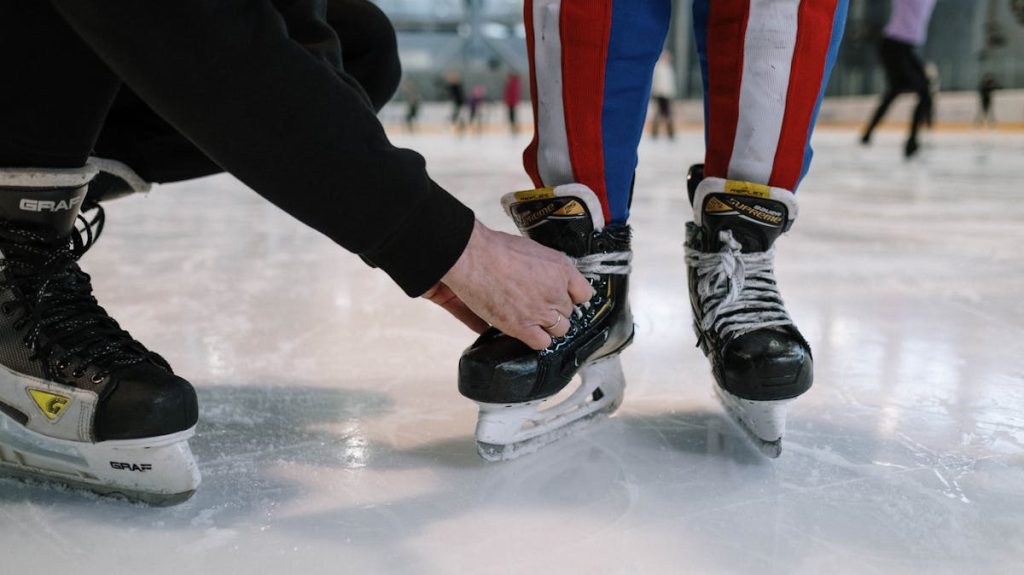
top-left (651, 96), bottom-right (675, 139)
top-left (862, 37), bottom-right (932, 150)
top-left (0, 0), bottom-right (473, 297)
top-left (978, 77), bottom-right (998, 124)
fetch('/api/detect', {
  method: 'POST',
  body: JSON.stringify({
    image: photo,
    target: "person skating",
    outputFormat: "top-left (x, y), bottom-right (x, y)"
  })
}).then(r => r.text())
top-left (0, 0), bottom-right (592, 503)
top-left (650, 51), bottom-right (677, 140)
top-left (860, 0), bottom-right (937, 158)
top-left (459, 0), bottom-right (847, 459)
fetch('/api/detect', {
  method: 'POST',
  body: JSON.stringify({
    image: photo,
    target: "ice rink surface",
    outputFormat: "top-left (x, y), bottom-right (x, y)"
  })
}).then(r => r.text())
top-left (1, 128), bottom-right (1022, 574)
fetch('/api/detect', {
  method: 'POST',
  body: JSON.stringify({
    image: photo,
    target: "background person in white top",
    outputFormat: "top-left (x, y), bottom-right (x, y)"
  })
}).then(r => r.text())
top-left (649, 50), bottom-right (677, 140)
top-left (860, 0), bottom-right (938, 158)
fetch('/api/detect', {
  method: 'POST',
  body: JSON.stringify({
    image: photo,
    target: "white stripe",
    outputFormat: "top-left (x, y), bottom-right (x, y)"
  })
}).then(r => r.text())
top-left (0, 162), bottom-right (98, 189)
top-left (728, 0), bottom-right (801, 186)
top-left (532, 0), bottom-right (574, 187)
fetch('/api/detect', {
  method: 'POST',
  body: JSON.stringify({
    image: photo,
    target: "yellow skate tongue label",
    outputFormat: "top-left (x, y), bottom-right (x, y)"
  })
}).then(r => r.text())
top-left (513, 187), bottom-right (557, 202)
top-left (724, 180), bottom-right (771, 199)
top-left (552, 200), bottom-right (585, 216)
top-left (28, 389), bottom-right (71, 421)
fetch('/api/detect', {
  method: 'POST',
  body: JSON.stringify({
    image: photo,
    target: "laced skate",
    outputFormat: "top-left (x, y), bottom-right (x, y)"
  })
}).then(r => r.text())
top-left (0, 163), bottom-right (199, 504)
top-left (459, 184), bottom-right (633, 461)
top-left (685, 166), bottom-right (812, 458)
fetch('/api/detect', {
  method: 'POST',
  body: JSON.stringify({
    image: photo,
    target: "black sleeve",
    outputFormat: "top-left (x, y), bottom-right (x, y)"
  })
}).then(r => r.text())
top-left (51, 0), bottom-right (473, 296)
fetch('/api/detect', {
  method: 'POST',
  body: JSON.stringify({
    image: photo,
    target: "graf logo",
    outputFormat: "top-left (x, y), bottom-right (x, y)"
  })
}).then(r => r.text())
top-left (27, 389), bottom-right (71, 421)
top-left (19, 197), bottom-right (83, 212)
top-left (110, 462), bottom-right (153, 472)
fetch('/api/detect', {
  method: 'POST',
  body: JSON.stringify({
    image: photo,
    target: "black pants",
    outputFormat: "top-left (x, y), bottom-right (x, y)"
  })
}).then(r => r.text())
top-left (0, 0), bottom-right (474, 296)
top-left (863, 38), bottom-right (932, 145)
top-left (650, 96), bottom-right (674, 139)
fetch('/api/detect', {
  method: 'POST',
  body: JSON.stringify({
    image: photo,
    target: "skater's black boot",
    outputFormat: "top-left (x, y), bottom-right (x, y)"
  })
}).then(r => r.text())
top-left (685, 165), bottom-right (811, 457)
top-left (459, 184), bottom-right (634, 461)
top-left (0, 163), bottom-right (200, 504)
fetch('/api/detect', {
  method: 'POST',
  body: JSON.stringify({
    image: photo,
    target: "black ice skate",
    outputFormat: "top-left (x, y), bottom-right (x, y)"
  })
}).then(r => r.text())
top-left (459, 184), bottom-right (633, 461)
top-left (0, 163), bottom-right (199, 504)
top-left (685, 165), bottom-right (812, 458)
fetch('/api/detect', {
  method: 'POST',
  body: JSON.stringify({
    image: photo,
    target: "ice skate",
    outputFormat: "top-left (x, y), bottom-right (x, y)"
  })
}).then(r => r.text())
top-left (685, 165), bottom-right (812, 458)
top-left (459, 185), bottom-right (633, 461)
top-left (0, 163), bottom-right (200, 504)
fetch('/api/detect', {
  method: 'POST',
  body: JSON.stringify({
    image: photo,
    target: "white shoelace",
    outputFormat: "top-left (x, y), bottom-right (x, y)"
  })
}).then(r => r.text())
top-left (571, 251), bottom-right (632, 280)
top-left (566, 251), bottom-right (631, 319)
top-left (684, 230), bottom-right (792, 342)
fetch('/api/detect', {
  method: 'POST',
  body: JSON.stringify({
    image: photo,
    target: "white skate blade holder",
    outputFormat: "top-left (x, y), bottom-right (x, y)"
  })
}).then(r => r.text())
top-left (714, 386), bottom-right (792, 458)
top-left (0, 410), bottom-right (200, 506)
top-left (473, 355), bottom-right (626, 462)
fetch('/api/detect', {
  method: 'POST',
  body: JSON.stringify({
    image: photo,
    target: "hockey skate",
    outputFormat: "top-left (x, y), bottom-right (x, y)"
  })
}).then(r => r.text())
top-left (685, 165), bottom-right (812, 458)
top-left (459, 185), bottom-right (633, 461)
top-left (0, 163), bottom-right (200, 504)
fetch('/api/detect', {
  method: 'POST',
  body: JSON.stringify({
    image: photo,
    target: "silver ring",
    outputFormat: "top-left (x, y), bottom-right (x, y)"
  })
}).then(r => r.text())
top-left (543, 312), bottom-right (564, 331)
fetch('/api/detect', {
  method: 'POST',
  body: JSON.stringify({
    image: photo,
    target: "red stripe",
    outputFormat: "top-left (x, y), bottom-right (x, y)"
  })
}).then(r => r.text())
top-left (769, 0), bottom-right (839, 190)
top-left (524, 0), bottom-right (548, 188)
top-left (559, 0), bottom-right (613, 223)
top-left (704, 0), bottom-right (750, 180)
top-left (522, 0), bottom-right (543, 188)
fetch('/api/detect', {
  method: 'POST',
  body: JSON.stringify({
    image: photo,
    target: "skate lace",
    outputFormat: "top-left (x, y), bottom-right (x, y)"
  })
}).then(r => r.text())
top-left (568, 251), bottom-right (631, 319)
top-left (0, 204), bottom-right (168, 382)
top-left (685, 230), bottom-right (793, 343)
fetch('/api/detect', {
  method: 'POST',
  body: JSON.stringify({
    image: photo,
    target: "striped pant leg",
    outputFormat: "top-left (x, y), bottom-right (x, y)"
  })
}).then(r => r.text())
top-left (694, 0), bottom-right (849, 193)
top-left (522, 0), bottom-right (671, 226)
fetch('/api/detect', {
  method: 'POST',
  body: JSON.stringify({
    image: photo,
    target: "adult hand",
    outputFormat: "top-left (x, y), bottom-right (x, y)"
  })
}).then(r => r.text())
top-left (427, 220), bottom-right (594, 350)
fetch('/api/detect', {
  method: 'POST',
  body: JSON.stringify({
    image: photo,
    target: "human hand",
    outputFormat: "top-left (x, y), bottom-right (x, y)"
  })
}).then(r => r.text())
top-left (432, 220), bottom-right (594, 350)
top-left (421, 281), bottom-right (489, 335)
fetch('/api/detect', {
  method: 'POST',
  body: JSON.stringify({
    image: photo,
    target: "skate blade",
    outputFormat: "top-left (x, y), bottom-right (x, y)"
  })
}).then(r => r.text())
top-left (476, 403), bottom-right (618, 462)
top-left (474, 355), bottom-right (626, 462)
top-left (714, 386), bottom-right (791, 459)
top-left (0, 411), bottom-right (200, 506)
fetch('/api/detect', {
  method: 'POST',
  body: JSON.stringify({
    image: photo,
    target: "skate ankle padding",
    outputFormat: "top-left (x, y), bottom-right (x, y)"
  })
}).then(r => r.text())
top-left (692, 177), bottom-right (799, 252)
top-left (0, 164), bottom-right (97, 235)
top-left (500, 184), bottom-right (608, 257)
top-left (87, 157), bottom-right (152, 204)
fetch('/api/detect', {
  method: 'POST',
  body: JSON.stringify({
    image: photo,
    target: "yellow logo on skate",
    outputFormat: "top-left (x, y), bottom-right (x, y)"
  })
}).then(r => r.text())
top-left (552, 200), bottom-right (585, 217)
top-left (724, 180), bottom-right (770, 199)
top-left (28, 389), bottom-right (71, 421)
top-left (704, 197), bottom-right (734, 214)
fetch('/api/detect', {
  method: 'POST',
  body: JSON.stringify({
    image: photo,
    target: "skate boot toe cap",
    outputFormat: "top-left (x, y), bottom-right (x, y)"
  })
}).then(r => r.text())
top-left (459, 331), bottom-right (543, 403)
top-left (720, 330), bottom-right (813, 401)
top-left (95, 363), bottom-right (198, 441)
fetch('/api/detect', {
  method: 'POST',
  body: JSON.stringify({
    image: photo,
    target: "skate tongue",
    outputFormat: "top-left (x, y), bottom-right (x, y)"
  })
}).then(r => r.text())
top-left (699, 181), bottom-right (791, 252)
top-left (0, 186), bottom-right (88, 237)
top-left (502, 187), bottom-right (600, 258)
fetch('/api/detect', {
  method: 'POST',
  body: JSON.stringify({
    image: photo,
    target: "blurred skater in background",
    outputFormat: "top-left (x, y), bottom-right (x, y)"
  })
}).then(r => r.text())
top-left (860, 0), bottom-right (937, 158)
top-left (977, 73), bottom-right (1000, 127)
top-left (504, 71), bottom-right (523, 135)
top-left (649, 50), bottom-right (676, 140)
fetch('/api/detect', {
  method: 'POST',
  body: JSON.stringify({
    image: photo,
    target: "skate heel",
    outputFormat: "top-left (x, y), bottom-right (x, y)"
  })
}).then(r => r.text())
top-left (473, 354), bottom-right (626, 462)
top-left (714, 386), bottom-right (792, 458)
top-left (0, 410), bottom-right (200, 505)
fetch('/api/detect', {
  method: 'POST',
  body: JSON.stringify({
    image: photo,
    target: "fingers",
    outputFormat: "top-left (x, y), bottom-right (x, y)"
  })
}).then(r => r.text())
top-left (567, 267), bottom-right (595, 305)
top-left (540, 309), bottom-right (570, 338)
top-left (422, 282), bottom-right (490, 334)
top-left (439, 221), bottom-right (598, 351)
top-left (518, 326), bottom-right (553, 351)
top-left (444, 298), bottom-right (490, 334)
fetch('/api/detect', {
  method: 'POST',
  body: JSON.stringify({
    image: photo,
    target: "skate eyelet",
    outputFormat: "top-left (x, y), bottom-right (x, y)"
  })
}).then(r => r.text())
top-left (91, 373), bottom-right (106, 384)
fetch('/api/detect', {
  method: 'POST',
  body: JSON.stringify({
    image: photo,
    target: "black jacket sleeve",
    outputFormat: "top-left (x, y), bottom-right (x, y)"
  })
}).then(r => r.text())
top-left (51, 0), bottom-right (474, 296)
